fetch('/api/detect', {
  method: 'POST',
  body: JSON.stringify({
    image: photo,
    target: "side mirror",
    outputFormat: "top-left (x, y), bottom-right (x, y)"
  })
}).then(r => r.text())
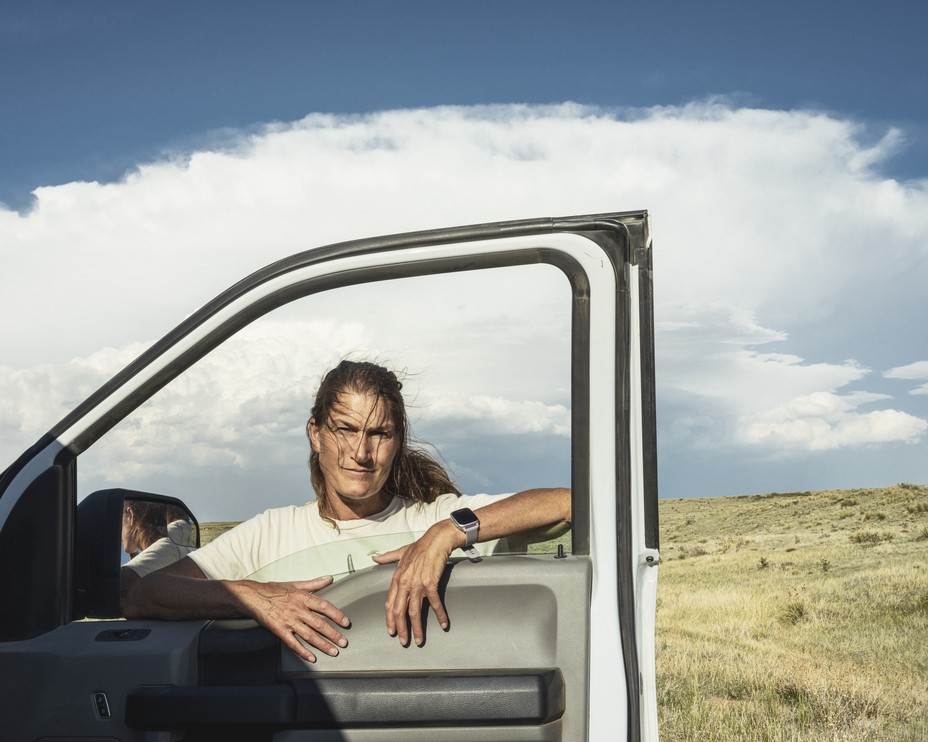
top-left (74, 489), bottom-right (199, 619)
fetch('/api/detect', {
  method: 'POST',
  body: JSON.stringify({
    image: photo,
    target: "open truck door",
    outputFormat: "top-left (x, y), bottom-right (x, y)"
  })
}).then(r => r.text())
top-left (0, 211), bottom-right (660, 741)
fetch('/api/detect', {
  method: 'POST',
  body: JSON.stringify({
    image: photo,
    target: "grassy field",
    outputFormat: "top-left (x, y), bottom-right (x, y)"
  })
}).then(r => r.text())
top-left (198, 483), bottom-right (928, 739)
top-left (657, 483), bottom-right (928, 741)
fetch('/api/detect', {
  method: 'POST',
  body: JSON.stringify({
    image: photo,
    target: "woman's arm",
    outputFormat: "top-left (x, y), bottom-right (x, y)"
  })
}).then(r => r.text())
top-left (373, 487), bottom-right (571, 647)
top-left (124, 555), bottom-right (351, 663)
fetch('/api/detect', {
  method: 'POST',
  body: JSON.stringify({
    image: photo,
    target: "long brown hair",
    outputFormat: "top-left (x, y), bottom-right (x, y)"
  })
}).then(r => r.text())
top-left (307, 360), bottom-right (459, 518)
top-left (124, 501), bottom-right (168, 554)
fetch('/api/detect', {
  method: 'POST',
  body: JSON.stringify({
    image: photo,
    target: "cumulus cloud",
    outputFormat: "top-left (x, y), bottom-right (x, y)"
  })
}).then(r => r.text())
top-left (654, 302), bottom-right (924, 452)
top-left (60, 268), bottom-right (569, 518)
top-left (419, 393), bottom-right (570, 437)
top-left (885, 360), bottom-right (928, 395)
top-left (2, 102), bottom-right (928, 504)
top-left (0, 342), bottom-right (151, 458)
top-left (740, 391), bottom-right (927, 451)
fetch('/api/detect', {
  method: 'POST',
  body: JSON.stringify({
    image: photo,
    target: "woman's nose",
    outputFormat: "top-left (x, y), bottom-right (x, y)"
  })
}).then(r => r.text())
top-left (352, 434), bottom-right (372, 462)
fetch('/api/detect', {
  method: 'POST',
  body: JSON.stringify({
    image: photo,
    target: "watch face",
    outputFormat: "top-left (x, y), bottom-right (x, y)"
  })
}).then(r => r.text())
top-left (451, 507), bottom-right (479, 528)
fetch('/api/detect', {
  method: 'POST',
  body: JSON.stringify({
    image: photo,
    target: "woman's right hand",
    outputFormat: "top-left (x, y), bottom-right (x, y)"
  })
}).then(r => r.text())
top-left (229, 576), bottom-right (351, 662)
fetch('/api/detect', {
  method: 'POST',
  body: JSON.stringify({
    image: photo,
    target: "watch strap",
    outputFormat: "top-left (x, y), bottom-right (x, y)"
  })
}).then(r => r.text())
top-left (461, 544), bottom-right (480, 559)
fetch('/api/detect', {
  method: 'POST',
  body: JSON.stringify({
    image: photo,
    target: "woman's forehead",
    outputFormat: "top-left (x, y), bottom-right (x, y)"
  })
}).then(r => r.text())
top-left (328, 391), bottom-right (395, 428)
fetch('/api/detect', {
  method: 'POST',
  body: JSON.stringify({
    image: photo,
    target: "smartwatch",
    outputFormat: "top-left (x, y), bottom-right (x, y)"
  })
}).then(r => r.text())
top-left (450, 507), bottom-right (481, 559)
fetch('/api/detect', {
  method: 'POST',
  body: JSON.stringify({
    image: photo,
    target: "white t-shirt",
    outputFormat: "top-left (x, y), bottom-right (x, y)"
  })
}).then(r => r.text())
top-left (189, 492), bottom-right (512, 582)
top-left (125, 537), bottom-right (195, 578)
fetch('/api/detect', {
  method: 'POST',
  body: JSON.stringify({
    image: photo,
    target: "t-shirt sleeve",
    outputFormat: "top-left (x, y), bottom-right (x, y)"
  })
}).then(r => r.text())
top-left (124, 538), bottom-right (193, 578)
top-left (188, 511), bottom-right (273, 580)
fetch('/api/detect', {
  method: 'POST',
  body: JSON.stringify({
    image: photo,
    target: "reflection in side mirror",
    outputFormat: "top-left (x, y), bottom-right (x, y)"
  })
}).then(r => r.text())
top-left (121, 498), bottom-right (199, 612)
top-left (122, 498), bottom-right (198, 573)
top-left (123, 499), bottom-right (196, 551)
top-left (75, 489), bottom-right (200, 620)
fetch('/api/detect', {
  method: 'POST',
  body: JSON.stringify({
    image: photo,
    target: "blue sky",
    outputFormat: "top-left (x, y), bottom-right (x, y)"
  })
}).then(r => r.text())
top-left (4, 1), bottom-right (927, 211)
top-left (2, 2), bottom-right (927, 518)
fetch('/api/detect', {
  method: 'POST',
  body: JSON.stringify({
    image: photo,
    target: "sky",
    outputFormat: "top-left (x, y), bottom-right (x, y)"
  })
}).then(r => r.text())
top-left (2, 1), bottom-right (927, 520)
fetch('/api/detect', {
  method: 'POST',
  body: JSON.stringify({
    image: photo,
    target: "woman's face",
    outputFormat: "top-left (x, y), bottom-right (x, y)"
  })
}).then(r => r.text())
top-left (309, 391), bottom-right (400, 520)
top-left (122, 507), bottom-right (138, 555)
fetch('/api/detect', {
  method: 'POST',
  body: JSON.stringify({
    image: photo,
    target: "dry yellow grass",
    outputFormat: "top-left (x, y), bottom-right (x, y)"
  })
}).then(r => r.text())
top-left (657, 483), bottom-right (928, 740)
top-left (198, 521), bottom-right (238, 546)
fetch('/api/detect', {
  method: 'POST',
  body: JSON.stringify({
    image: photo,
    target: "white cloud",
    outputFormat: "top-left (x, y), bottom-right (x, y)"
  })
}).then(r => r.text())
top-left (0, 342), bottom-right (150, 455)
top-left (885, 361), bottom-right (928, 379)
top-left (419, 393), bottom-right (570, 437)
top-left (56, 270), bottom-right (569, 513)
top-left (739, 391), bottom-right (927, 451)
top-left (654, 302), bottom-right (920, 452)
top-left (3, 102), bottom-right (928, 502)
top-left (885, 360), bottom-right (928, 396)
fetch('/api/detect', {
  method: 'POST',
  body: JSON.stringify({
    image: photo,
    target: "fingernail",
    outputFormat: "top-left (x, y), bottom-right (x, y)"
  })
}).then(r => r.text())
top-left (338, 637), bottom-right (348, 647)
top-left (440, 622), bottom-right (449, 631)
top-left (341, 617), bottom-right (351, 627)
top-left (329, 646), bottom-right (339, 656)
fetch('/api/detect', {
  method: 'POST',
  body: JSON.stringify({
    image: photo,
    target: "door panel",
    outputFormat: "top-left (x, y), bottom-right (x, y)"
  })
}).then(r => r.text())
top-left (0, 619), bottom-right (201, 741)
top-left (124, 556), bottom-right (590, 741)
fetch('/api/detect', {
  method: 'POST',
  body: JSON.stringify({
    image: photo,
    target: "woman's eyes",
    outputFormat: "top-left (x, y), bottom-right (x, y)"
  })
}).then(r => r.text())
top-left (334, 426), bottom-right (390, 438)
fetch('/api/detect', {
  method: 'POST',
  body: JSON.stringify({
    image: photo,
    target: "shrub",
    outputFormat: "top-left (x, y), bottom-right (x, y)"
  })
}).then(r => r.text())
top-left (779, 600), bottom-right (808, 625)
top-left (850, 530), bottom-right (894, 545)
top-left (677, 544), bottom-right (709, 560)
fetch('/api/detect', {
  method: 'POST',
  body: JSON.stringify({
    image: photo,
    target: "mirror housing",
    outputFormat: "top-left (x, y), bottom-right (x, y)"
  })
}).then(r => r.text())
top-left (74, 489), bottom-right (199, 619)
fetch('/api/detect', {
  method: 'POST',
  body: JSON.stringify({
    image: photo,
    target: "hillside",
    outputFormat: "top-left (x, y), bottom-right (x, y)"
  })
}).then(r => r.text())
top-left (657, 483), bottom-right (928, 741)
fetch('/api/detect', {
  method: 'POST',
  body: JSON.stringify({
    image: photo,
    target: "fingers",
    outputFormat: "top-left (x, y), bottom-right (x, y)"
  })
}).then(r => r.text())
top-left (425, 588), bottom-right (449, 633)
top-left (288, 591), bottom-right (351, 661)
top-left (287, 600), bottom-right (350, 661)
top-left (281, 628), bottom-right (320, 663)
top-left (384, 580), bottom-right (417, 646)
top-left (384, 569), bottom-right (449, 647)
top-left (384, 578), bottom-right (400, 639)
top-left (292, 579), bottom-right (352, 630)
top-left (293, 575), bottom-right (336, 591)
top-left (243, 579), bottom-right (351, 664)
top-left (371, 544), bottom-right (408, 565)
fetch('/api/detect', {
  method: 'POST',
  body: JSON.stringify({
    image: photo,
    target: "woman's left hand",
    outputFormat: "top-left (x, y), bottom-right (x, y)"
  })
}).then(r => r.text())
top-left (371, 522), bottom-right (459, 646)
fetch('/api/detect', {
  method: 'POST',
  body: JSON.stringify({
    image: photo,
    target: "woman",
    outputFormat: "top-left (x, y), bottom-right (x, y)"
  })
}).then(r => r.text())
top-left (121, 500), bottom-right (197, 603)
top-left (124, 360), bottom-right (570, 662)
top-left (122, 500), bottom-right (168, 559)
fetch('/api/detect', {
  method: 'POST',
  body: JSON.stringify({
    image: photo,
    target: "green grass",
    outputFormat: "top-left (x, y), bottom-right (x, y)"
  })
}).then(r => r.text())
top-left (657, 483), bottom-right (928, 740)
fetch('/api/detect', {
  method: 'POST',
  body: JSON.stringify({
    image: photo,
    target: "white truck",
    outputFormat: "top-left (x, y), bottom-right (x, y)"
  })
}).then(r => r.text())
top-left (0, 211), bottom-right (660, 741)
